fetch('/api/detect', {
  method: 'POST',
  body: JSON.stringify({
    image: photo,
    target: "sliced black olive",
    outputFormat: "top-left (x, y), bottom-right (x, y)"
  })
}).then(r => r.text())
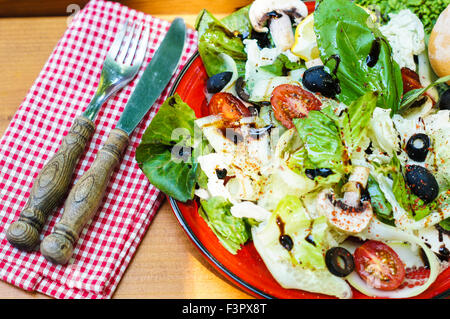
top-left (305, 168), bottom-right (334, 180)
top-left (406, 133), bottom-right (430, 162)
top-left (237, 31), bottom-right (250, 41)
top-left (325, 247), bottom-right (355, 277)
top-left (247, 105), bottom-right (259, 116)
top-left (302, 66), bottom-right (340, 98)
top-left (215, 168), bottom-right (227, 179)
top-left (279, 234), bottom-right (294, 251)
top-left (206, 71), bottom-right (233, 94)
top-left (365, 38), bottom-right (381, 67)
top-left (250, 30), bottom-right (271, 49)
top-left (405, 165), bottom-right (439, 203)
top-left (235, 76), bottom-right (251, 102)
top-left (438, 88), bottom-right (450, 110)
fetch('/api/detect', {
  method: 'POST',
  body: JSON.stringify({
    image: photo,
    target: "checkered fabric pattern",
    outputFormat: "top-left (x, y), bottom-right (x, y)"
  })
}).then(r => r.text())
top-left (0, 0), bottom-right (197, 298)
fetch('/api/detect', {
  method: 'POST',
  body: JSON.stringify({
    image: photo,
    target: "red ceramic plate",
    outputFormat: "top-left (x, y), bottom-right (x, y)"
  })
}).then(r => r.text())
top-left (166, 3), bottom-right (450, 299)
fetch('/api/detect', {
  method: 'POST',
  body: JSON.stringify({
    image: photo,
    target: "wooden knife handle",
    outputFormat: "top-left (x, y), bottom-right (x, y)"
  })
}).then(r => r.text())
top-left (6, 115), bottom-right (95, 251)
top-left (40, 128), bottom-right (129, 265)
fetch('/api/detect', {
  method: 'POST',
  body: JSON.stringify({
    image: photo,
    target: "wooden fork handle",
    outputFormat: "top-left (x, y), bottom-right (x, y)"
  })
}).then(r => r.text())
top-left (40, 128), bottom-right (129, 264)
top-left (6, 115), bottom-right (95, 251)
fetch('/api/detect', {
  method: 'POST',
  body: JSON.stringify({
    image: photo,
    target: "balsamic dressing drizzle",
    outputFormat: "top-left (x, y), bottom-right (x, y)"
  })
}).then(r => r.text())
top-left (276, 216), bottom-right (294, 251)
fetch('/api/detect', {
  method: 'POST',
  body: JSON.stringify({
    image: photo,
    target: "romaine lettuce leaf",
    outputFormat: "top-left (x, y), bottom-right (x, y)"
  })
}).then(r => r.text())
top-left (199, 196), bottom-right (250, 254)
top-left (336, 91), bottom-right (378, 156)
top-left (314, 0), bottom-right (403, 113)
top-left (195, 7), bottom-right (251, 77)
top-left (289, 92), bottom-right (377, 184)
top-left (291, 107), bottom-right (347, 181)
top-left (388, 155), bottom-right (437, 221)
top-left (251, 195), bottom-right (352, 298)
top-left (136, 94), bottom-right (199, 202)
top-left (258, 195), bottom-right (333, 270)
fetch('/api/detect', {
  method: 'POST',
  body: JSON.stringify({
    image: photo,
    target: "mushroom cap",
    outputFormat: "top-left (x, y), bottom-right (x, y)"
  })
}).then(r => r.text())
top-left (318, 190), bottom-right (373, 234)
top-left (249, 0), bottom-right (308, 33)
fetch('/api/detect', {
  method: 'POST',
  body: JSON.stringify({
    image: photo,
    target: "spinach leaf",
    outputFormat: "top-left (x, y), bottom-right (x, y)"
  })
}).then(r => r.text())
top-left (314, 0), bottom-right (403, 114)
top-left (136, 94), bottom-right (198, 202)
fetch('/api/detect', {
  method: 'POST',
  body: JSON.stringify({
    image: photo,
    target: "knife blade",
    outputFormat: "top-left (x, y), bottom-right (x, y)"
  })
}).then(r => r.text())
top-left (116, 17), bottom-right (186, 135)
top-left (40, 18), bottom-right (187, 265)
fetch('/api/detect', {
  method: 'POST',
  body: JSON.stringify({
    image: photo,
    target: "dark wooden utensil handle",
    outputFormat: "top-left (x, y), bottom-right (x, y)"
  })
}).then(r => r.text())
top-left (40, 128), bottom-right (129, 264)
top-left (6, 115), bottom-right (95, 251)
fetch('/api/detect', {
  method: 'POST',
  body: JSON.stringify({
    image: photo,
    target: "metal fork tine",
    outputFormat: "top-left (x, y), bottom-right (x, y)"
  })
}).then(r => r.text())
top-left (117, 21), bottom-right (136, 64)
top-left (124, 23), bottom-right (143, 66)
top-left (108, 20), bottom-right (129, 59)
top-left (133, 23), bottom-right (150, 66)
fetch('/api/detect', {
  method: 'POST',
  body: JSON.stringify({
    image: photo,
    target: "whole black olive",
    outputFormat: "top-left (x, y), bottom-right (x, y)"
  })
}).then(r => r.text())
top-left (302, 66), bottom-right (340, 98)
top-left (325, 247), bottom-right (355, 277)
top-left (405, 165), bottom-right (439, 203)
top-left (206, 71), bottom-right (233, 93)
top-left (438, 88), bottom-right (450, 110)
top-left (406, 133), bottom-right (430, 162)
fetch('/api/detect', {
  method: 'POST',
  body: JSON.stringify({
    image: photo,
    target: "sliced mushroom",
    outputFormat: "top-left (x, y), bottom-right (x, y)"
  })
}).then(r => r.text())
top-left (249, 0), bottom-right (308, 51)
top-left (317, 166), bottom-right (373, 234)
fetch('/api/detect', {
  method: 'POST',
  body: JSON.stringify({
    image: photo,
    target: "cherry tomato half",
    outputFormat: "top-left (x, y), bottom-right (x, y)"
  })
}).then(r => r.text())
top-left (354, 240), bottom-right (406, 291)
top-left (271, 84), bottom-right (322, 129)
top-left (208, 92), bottom-right (251, 123)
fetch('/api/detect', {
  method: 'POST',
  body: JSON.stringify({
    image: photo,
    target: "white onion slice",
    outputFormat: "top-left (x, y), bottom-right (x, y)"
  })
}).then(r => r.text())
top-left (345, 219), bottom-right (440, 298)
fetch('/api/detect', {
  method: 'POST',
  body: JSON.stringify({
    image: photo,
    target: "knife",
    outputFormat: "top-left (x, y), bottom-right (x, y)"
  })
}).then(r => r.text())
top-left (6, 20), bottom-right (148, 251)
top-left (40, 18), bottom-right (186, 265)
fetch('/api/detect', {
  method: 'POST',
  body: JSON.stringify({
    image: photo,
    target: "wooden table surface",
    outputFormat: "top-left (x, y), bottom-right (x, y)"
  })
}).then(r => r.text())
top-left (0, 0), bottom-right (254, 299)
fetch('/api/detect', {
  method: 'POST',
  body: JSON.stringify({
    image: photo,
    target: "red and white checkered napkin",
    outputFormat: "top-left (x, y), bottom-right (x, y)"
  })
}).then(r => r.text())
top-left (0, 0), bottom-right (197, 298)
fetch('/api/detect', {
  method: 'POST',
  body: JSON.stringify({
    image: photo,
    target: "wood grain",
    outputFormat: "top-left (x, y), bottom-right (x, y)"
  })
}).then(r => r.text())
top-left (6, 115), bottom-right (96, 252)
top-left (0, 11), bottom-right (252, 298)
top-left (41, 128), bottom-right (130, 265)
top-left (0, 0), bottom-right (251, 17)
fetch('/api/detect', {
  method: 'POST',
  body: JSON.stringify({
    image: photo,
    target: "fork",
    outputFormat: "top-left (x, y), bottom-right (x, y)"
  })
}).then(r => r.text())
top-left (6, 20), bottom-right (150, 251)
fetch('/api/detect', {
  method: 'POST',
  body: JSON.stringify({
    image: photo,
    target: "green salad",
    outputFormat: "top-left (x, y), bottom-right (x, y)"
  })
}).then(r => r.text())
top-left (137, 0), bottom-right (450, 298)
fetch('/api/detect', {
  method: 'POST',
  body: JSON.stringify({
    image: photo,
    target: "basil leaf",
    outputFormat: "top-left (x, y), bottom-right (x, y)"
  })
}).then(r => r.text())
top-left (367, 176), bottom-right (394, 225)
top-left (136, 94), bottom-right (198, 202)
top-left (399, 75), bottom-right (450, 113)
top-left (439, 218), bottom-right (450, 232)
top-left (260, 54), bottom-right (305, 76)
top-left (314, 0), bottom-right (403, 113)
